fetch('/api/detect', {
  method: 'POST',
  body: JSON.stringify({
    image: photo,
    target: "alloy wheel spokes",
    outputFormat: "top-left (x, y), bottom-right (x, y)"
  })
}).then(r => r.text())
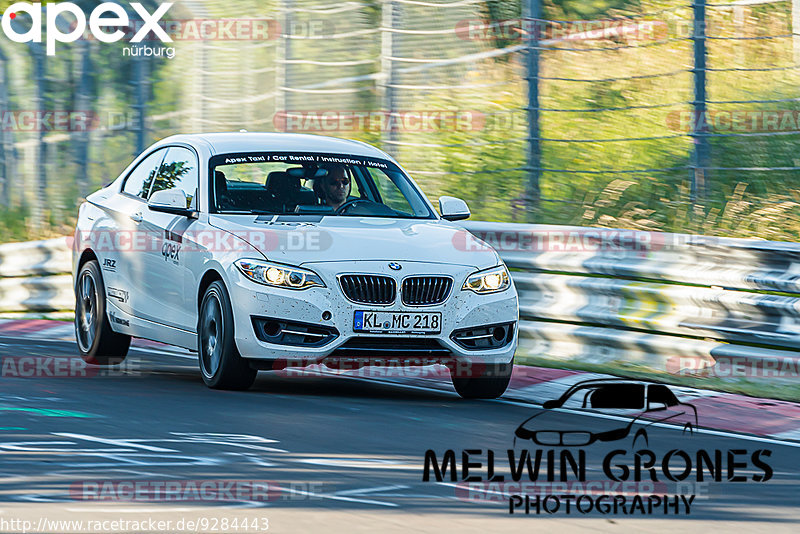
top-left (78, 272), bottom-right (96, 349)
top-left (201, 296), bottom-right (223, 376)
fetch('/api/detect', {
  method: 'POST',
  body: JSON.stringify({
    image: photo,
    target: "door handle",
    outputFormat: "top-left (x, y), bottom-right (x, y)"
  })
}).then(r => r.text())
top-left (130, 212), bottom-right (143, 223)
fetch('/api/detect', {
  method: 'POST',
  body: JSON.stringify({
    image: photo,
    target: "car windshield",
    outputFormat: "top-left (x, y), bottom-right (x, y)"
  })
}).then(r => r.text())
top-left (209, 152), bottom-right (434, 218)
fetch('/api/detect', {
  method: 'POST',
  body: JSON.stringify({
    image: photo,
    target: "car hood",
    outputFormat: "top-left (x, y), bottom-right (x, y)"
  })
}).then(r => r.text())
top-left (208, 215), bottom-right (500, 269)
top-left (515, 410), bottom-right (641, 438)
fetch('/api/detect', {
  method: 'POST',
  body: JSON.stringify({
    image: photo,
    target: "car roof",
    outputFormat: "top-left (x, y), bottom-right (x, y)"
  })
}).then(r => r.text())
top-left (155, 132), bottom-right (394, 161)
top-left (560, 379), bottom-right (649, 395)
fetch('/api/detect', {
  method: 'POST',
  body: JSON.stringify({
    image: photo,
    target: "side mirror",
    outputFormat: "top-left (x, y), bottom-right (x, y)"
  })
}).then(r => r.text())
top-left (148, 189), bottom-right (197, 218)
top-left (542, 399), bottom-right (560, 410)
top-left (648, 402), bottom-right (668, 411)
top-left (439, 196), bottom-right (470, 221)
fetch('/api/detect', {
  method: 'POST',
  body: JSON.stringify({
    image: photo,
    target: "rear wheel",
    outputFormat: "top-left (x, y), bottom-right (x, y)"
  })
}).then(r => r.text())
top-left (198, 281), bottom-right (257, 390)
top-left (450, 362), bottom-right (513, 399)
top-left (75, 260), bottom-right (131, 365)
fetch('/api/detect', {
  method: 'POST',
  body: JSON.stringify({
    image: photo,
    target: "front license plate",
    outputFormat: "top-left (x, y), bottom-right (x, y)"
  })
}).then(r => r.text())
top-left (354, 311), bottom-right (441, 334)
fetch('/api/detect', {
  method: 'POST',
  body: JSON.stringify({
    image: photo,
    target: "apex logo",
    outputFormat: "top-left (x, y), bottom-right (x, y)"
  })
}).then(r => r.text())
top-left (1, 2), bottom-right (173, 56)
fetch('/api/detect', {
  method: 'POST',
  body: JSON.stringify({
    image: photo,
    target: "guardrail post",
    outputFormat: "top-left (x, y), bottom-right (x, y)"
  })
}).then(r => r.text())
top-left (691, 0), bottom-right (710, 205)
top-left (523, 0), bottom-right (541, 220)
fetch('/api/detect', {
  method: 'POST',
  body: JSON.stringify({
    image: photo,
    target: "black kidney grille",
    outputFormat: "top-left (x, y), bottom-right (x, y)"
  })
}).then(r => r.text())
top-left (402, 276), bottom-right (452, 306)
top-left (339, 275), bottom-right (396, 304)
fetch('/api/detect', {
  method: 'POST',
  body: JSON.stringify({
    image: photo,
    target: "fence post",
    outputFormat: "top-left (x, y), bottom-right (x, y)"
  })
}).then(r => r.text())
top-left (523, 0), bottom-right (541, 220)
top-left (31, 43), bottom-right (47, 232)
top-left (133, 49), bottom-right (147, 155)
top-left (794, 0), bottom-right (800, 65)
top-left (733, 5), bottom-right (745, 66)
top-left (74, 41), bottom-right (92, 200)
top-left (691, 0), bottom-right (710, 204)
top-left (0, 48), bottom-right (8, 208)
top-left (276, 0), bottom-right (293, 123)
top-left (381, 0), bottom-right (400, 159)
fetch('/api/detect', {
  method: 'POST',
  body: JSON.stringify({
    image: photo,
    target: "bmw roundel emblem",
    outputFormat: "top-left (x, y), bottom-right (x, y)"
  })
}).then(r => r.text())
top-left (388, 262), bottom-right (402, 270)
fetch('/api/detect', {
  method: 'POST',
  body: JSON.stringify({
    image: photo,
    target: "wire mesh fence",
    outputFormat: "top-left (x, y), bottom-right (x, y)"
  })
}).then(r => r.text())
top-left (1, 0), bottom-right (800, 240)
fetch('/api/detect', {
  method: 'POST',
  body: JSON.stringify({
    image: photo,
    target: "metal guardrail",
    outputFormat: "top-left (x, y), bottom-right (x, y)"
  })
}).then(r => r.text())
top-left (3, 225), bottom-right (800, 380)
top-left (460, 221), bottom-right (800, 378)
top-left (0, 238), bottom-right (73, 312)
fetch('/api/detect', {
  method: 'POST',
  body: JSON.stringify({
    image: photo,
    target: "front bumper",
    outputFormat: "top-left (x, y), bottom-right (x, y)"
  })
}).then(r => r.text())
top-left (228, 260), bottom-right (518, 366)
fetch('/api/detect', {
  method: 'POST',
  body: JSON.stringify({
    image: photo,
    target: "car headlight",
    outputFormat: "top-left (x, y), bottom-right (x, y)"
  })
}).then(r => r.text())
top-left (235, 259), bottom-right (325, 290)
top-left (462, 265), bottom-right (510, 294)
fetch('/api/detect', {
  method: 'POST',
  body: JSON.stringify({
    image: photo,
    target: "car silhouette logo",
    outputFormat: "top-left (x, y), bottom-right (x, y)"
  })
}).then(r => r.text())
top-left (388, 262), bottom-right (402, 270)
top-left (514, 379), bottom-right (698, 448)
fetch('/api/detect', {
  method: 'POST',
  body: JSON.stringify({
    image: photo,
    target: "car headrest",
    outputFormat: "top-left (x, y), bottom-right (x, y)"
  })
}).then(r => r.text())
top-left (214, 170), bottom-right (227, 193)
top-left (265, 171), bottom-right (300, 197)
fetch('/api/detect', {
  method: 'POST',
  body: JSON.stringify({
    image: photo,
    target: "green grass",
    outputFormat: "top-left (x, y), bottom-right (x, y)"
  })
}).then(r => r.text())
top-left (517, 354), bottom-right (800, 403)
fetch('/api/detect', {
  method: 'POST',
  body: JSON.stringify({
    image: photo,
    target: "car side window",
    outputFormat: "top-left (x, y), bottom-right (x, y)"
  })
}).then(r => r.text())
top-left (122, 149), bottom-right (167, 199)
top-left (365, 167), bottom-right (415, 215)
top-left (150, 146), bottom-right (199, 209)
top-left (648, 385), bottom-right (679, 407)
top-left (588, 384), bottom-right (645, 409)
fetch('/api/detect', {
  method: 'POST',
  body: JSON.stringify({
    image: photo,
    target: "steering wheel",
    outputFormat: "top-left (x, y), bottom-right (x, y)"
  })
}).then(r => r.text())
top-left (335, 198), bottom-right (374, 215)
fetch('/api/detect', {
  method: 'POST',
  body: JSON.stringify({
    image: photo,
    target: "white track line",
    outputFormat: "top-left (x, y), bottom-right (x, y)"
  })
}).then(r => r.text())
top-left (43, 344), bottom-right (800, 450)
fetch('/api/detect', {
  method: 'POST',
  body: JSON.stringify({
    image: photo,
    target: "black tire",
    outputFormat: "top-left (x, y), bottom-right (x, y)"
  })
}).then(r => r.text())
top-left (450, 362), bottom-right (513, 399)
top-left (75, 260), bottom-right (131, 365)
top-left (198, 281), bottom-right (257, 390)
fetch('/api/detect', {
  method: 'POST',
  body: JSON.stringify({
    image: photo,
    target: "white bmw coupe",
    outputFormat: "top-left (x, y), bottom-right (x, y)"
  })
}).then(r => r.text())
top-left (73, 133), bottom-right (518, 398)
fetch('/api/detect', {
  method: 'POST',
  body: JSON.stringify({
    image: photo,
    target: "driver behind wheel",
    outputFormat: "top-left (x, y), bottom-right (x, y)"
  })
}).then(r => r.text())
top-left (313, 163), bottom-right (351, 210)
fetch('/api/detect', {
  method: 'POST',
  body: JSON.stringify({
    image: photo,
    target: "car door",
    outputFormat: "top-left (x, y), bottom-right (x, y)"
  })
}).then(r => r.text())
top-left (138, 146), bottom-right (200, 331)
top-left (645, 384), bottom-right (698, 430)
top-left (104, 147), bottom-right (168, 319)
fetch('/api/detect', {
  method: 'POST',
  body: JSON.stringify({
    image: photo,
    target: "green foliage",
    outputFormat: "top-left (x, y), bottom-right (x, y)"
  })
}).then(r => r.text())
top-left (549, 0), bottom-right (642, 20)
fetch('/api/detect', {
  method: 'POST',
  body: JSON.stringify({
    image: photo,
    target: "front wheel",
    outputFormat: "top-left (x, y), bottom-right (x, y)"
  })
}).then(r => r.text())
top-left (75, 260), bottom-right (131, 365)
top-left (450, 362), bottom-right (513, 399)
top-left (198, 281), bottom-right (257, 390)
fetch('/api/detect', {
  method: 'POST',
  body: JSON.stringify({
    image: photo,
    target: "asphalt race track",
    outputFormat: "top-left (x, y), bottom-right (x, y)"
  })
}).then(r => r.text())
top-left (0, 334), bottom-right (799, 533)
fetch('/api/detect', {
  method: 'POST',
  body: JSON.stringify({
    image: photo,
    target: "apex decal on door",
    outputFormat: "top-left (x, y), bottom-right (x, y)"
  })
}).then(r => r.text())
top-left (162, 241), bottom-right (180, 264)
top-left (161, 217), bottom-right (194, 265)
